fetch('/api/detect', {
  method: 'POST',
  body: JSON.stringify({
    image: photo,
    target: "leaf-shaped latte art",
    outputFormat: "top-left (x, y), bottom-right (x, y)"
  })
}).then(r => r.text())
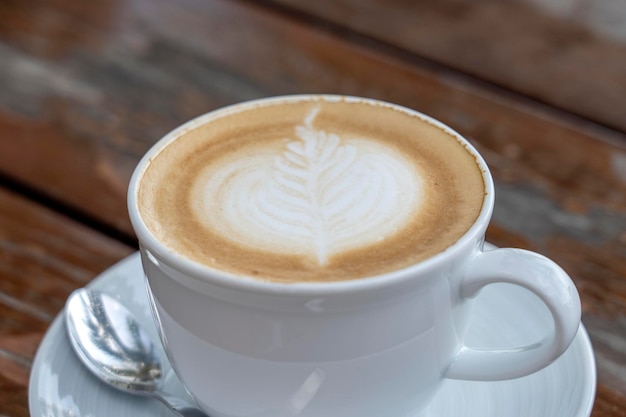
top-left (196, 107), bottom-right (423, 265)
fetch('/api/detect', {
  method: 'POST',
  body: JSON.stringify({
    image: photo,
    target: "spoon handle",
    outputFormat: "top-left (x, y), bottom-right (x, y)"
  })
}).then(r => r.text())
top-left (154, 391), bottom-right (210, 417)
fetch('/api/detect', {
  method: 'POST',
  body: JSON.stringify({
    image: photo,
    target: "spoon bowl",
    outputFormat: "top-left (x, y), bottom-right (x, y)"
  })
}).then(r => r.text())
top-left (65, 288), bottom-right (209, 417)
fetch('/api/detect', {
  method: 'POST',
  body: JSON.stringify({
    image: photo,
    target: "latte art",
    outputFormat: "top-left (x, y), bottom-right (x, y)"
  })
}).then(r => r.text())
top-left (195, 107), bottom-right (422, 265)
top-left (137, 97), bottom-right (485, 282)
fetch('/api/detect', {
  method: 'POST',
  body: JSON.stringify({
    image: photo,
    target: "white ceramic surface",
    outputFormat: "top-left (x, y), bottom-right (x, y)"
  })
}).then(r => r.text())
top-left (128, 96), bottom-right (581, 417)
top-left (29, 250), bottom-right (596, 417)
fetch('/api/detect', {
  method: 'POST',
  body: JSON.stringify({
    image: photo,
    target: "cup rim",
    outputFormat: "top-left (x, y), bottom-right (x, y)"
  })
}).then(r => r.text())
top-left (128, 94), bottom-right (495, 295)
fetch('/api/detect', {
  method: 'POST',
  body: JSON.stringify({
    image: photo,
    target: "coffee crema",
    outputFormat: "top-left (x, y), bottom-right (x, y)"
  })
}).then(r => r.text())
top-left (138, 97), bottom-right (485, 283)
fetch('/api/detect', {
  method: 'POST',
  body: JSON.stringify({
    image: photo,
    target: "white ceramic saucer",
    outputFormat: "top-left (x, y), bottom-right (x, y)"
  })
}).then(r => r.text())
top-left (29, 248), bottom-right (596, 417)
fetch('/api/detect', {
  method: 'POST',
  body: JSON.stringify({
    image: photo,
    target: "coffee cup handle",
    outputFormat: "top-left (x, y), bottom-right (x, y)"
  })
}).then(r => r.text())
top-left (446, 248), bottom-right (581, 381)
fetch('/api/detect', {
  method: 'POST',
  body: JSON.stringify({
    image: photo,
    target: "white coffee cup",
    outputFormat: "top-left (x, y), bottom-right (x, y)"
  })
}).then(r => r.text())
top-left (128, 95), bottom-right (581, 417)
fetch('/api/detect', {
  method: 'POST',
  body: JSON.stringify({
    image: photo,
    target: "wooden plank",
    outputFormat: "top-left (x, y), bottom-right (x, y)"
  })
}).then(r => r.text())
top-left (0, 189), bottom-right (133, 317)
top-left (595, 384), bottom-right (626, 417)
top-left (0, 186), bottom-right (133, 416)
top-left (267, 0), bottom-right (626, 132)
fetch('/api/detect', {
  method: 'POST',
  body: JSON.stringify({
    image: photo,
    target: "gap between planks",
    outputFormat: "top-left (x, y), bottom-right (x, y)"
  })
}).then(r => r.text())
top-left (0, 175), bottom-right (138, 249)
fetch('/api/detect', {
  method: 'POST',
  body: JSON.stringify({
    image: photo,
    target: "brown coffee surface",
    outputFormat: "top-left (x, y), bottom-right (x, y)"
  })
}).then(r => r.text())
top-left (138, 97), bottom-right (485, 283)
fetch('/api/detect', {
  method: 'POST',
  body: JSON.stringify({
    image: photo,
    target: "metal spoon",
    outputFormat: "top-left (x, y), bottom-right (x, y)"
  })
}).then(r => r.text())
top-left (65, 288), bottom-right (209, 417)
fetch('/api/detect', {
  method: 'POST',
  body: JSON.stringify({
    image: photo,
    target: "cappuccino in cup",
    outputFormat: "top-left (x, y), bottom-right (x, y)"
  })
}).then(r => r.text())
top-left (138, 96), bottom-right (484, 282)
top-left (129, 95), bottom-right (580, 417)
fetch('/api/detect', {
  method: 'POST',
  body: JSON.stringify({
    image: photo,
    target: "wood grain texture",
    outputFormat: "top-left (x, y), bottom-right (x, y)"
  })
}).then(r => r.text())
top-left (0, 0), bottom-right (624, 231)
top-left (0, 187), bottom-right (133, 417)
top-left (269, 0), bottom-right (626, 132)
top-left (0, 0), bottom-right (624, 415)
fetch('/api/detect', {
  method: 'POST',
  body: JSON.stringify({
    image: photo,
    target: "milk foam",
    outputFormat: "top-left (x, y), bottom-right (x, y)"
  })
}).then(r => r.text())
top-left (193, 107), bottom-right (423, 265)
top-left (138, 97), bottom-right (486, 282)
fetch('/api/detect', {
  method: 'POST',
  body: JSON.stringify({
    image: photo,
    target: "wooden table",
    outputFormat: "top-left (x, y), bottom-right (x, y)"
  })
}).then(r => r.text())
top-left (1, 0), bottom-right (625, 415)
